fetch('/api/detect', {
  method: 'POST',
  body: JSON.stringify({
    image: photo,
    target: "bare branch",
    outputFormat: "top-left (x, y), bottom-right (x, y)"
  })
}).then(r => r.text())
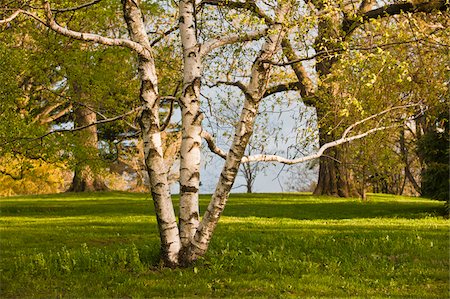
top-left (150, 25), bottom-right (179, 47)
top-left (51, 0), bottom-right (103, 13)
top-left (342, 103), bottom-right (420, 138)
top-left (0, 9), bottom-right (22, 25)
top-left (3, 106), bottom-right (144, 146)
top-left (51, 107), bottom-right (141, 133)
top-left (201, 28), bottom-right (268, 57)
top-left (201, 0), bottom-right (274, 25)
top-left (41, 1), bottom-right (151, 57)
top-left (214, 80), bottom-right (250, 97)
top-left (263, 81), bottom-right (301, 98)
top-left (343, 0), bottom-right (450, 35)
top-left (242, 125), bottom-right (394, 164)
top-left (160, 98), bottom-right (177, 132)
top-left (201, 131), bottom-right (227, 159)
top-left (201, 120), bottom-right (394, 165)
top-left (268, 37), bottom-right (434, 67)
top-left (241, 104), bottom-right (422, 165)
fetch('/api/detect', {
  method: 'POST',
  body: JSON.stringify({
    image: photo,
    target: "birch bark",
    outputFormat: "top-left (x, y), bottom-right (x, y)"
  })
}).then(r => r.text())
top-left (121, 0), bottom-right (180, 266)
top-left (186, 2), bottom-right (292, 262)
top-left (178, 0), bottom-right (202, 248)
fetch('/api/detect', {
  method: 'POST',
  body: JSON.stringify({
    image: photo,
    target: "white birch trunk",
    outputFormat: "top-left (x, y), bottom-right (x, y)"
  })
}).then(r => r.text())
top-left (122, 0), bottom-right (181, 266)
top-left (186, 2), bottom-right (291, 262)
top-left (178, 0), bottom-right (202, 249)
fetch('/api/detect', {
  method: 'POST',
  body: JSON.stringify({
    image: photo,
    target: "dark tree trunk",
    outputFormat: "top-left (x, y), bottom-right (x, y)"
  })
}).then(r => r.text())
top-left (313, 125), bottom-right (359, 197)
top-left (246, 184), bottom-right (253, 194)
top-left (312, 12), bottom-right (359, 198)
top-left (68, 105), bottom-right (108, 192)
top-left (400, 129), bottom-right (421, 194)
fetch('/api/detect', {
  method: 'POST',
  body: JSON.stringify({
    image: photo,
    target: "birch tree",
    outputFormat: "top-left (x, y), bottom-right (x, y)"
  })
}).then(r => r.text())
top-left (1, 0), bottom-right (447, 267)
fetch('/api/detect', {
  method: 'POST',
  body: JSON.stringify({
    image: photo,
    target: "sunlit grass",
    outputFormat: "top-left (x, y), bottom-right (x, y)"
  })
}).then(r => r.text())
top-left (0, 192), bottom-right (448, 298)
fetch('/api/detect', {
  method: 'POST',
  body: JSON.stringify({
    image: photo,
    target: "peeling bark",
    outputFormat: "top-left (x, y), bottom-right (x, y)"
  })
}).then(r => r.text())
top-left (122, 0), bottom-right (180, 266)
top-left (178, 0), bottom-right (202, 248)
top-left (184, 2), bottom-right (292, 263)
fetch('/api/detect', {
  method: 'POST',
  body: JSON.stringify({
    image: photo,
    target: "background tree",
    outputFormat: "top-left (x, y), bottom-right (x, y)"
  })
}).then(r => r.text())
top-left (323, 12), bottom-right (449, 197)
top-left (417, 103), bottom-right (449, 202)
top-left (279, 0), bottom-right (449, 196)
top-left (0, 0), bottom-right (182, 193)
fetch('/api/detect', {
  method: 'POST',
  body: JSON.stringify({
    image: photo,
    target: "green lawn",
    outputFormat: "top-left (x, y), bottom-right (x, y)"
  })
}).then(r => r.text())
top-left (0, 192), bottom-right (448, 298)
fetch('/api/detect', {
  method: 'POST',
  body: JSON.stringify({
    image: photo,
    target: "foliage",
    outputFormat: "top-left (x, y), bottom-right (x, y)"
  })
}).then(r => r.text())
top-left (417, 105), bottom-right (449, 202)
top-left (1, 192), bottom-right (448, 298)
top-left (0, 1), bottom-right (180, 192)
top-left (320, 12), bottom-right (450, 195)
top-left (0, 155), bottom-right (69, 196)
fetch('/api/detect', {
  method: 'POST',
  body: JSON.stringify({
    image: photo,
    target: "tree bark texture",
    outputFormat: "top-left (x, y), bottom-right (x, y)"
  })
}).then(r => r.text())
top-left (122, 0), bottom-right (180, 266)
top-left (184, 2), bottom-right (292, 263)
top-left (179, 0), bottom-right (202, 248)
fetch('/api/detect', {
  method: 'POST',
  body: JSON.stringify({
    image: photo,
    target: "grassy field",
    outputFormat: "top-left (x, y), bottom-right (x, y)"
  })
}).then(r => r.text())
top-left (0, 192), bottom-right (448, 298)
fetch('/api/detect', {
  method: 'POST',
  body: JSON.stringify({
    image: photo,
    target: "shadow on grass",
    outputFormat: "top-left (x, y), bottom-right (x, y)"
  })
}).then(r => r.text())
top-left (0, 200), bottom-right (153, 217)
top-left (0, 192), bottom-right (444, 221)
top-left (221, 195), bottom-right (443, 221)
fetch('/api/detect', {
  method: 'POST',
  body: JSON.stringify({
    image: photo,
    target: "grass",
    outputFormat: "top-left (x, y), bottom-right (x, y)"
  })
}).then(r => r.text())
top-left (0, 192), bottom-right (448, 298)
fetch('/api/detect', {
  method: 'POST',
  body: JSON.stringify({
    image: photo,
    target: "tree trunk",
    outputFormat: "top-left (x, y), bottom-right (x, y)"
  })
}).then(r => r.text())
top-left (122, 0), bottom-right (180, 267)
top-left (68, 105), bottom-right (108, 192)
top-left (178, 0), bottom-right (202, 249)
top-left (400, 128), bottom-right (421, 194)
top-left (313, 114), bottom-right (359, 197)
top-left (182, 2), bottom-right (291, 264)
top-left (312, 11), bottom-right (359, 197)
top-left (244, 165), bottom-right (254, 194)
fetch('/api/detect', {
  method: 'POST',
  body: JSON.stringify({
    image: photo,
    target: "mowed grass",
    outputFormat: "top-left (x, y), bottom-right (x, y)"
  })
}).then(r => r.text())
top-left (0, 192), bottom-right (448, 298)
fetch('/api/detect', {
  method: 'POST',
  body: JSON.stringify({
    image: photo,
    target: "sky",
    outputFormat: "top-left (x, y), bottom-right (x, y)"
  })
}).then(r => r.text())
top-left (170, 97), bottom-right (320, 194)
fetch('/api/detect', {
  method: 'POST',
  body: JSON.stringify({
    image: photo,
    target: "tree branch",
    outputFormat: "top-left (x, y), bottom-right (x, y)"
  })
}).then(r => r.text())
top-left (200, 28), bottom-right (268, 57)
top-left (150, 25), bottom-right (179, 47)
top-left (51, 0), bottom-right (103, 13)
top-left (214, 80), bottom-right (251, 98)
top-left (267, 37), bottom-right (435, 67)
top-left (202, 104), bottom-right (420, 165)
top-left (0, 9), bottom-right (22, 25)
top-left (201, 0), bottom-right (274, 25)
top-left (201, 131), bottom-right (227, 159)
top-left (38, 104), bottom-right (73, 124)
top-left (343, 0), bottom-right (450, 35)
top-left (3, 106), bottom-right (144, 146)
top-left (242, 125), bottom-right (394, 164)
top-left (49, 107), bottom-right (141, 134)
top-left (0, 168), bottom-right (24, 180)
top-left (41, 1), bottom-right (151, 57)
top-left (280, 38), bottom-right (315, 105)
top-left (342, 103), bottom-right (420, 138)
top-left (242, 104), bottom-right (422, 164)
top-left (159, 95), bottom-right (180, 132)
top-left (263, 81), bottom-right (301, 98)
top-left (357, 0), bottom-right (377, 15)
